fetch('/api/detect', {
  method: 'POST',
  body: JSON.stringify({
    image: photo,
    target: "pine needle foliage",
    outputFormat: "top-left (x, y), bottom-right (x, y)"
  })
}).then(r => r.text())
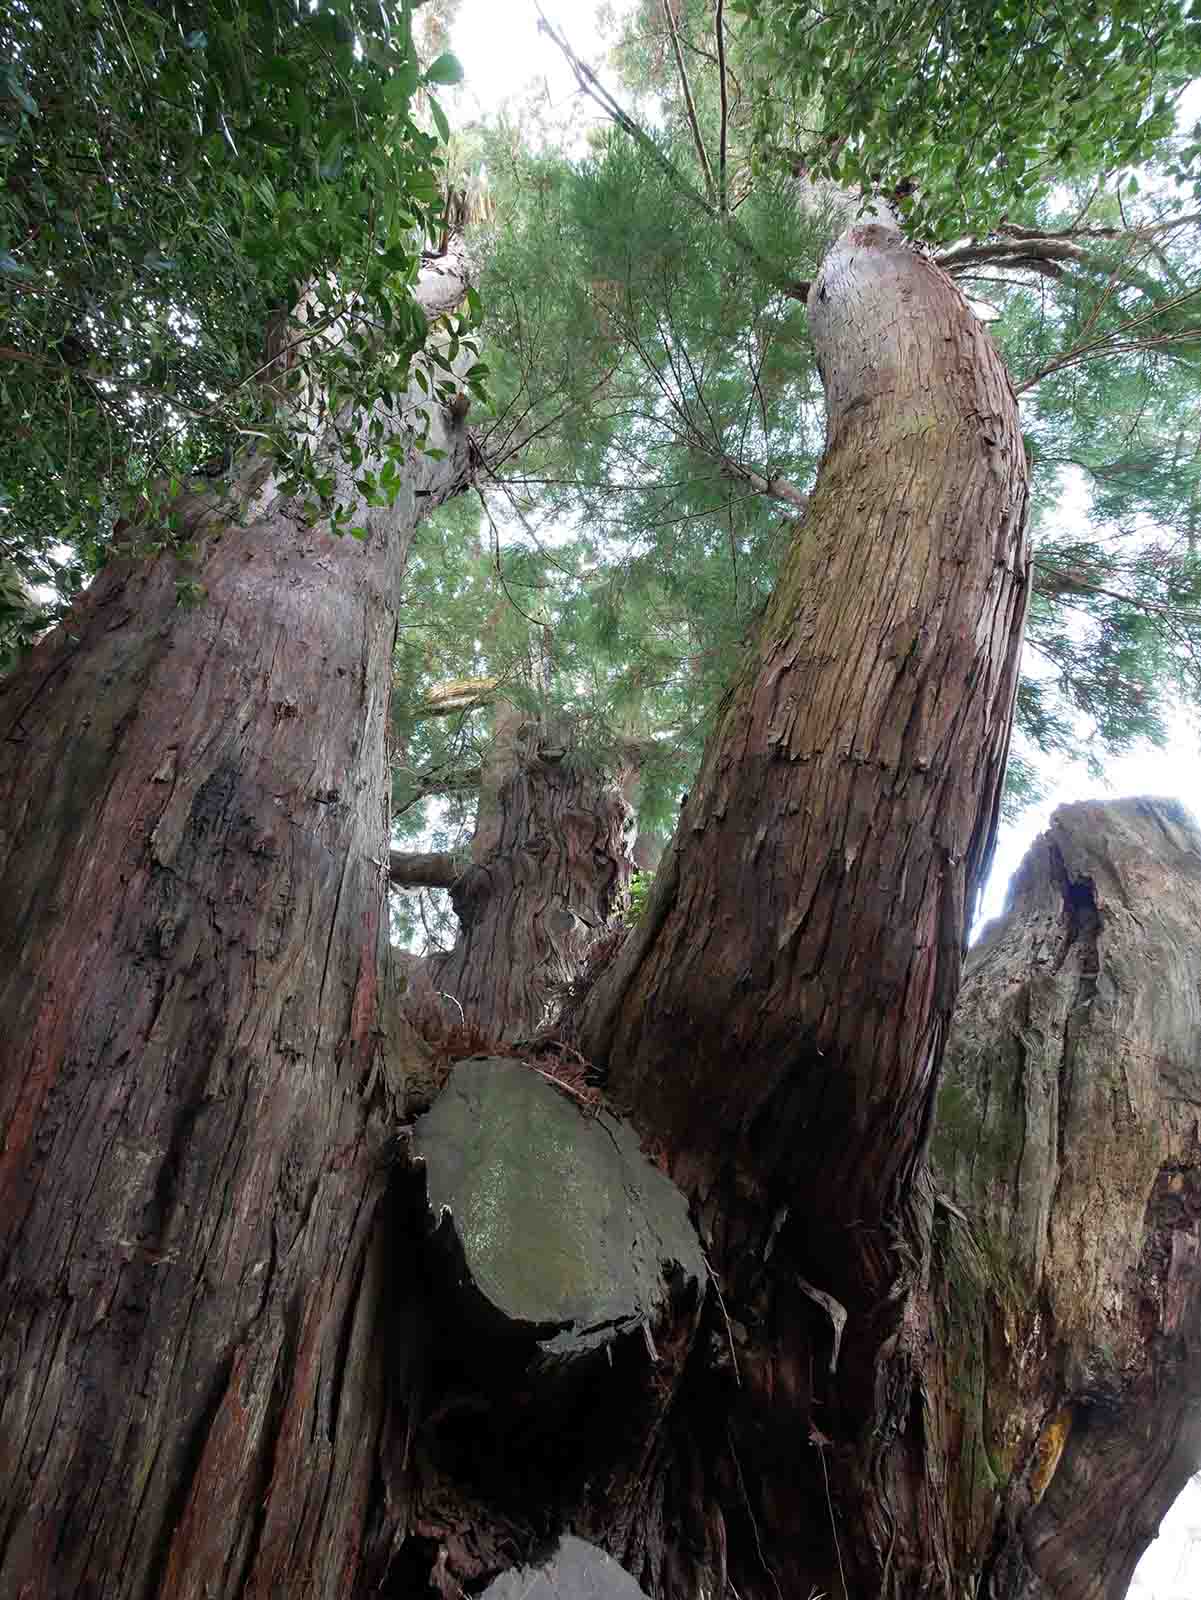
top-left (424, 4), bottom-right (1201, 822)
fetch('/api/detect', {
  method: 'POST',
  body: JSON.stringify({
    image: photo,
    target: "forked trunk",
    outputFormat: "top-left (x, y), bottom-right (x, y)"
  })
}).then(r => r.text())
top-left (6, 212), bottom-right (1191, 1600)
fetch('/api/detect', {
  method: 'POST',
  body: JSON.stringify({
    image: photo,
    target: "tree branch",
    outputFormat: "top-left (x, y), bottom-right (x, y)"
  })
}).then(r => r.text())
top-left (936, 221), bottom-right (1197, 298)
top-left (535, 8), bottom-right (808, 302)
top-left (1033, 559), bottom-right (1201, 623)
top-left (661, 0), bottom-right (716, 203)
top-left (724, 462), bottom-right (809, 512)
top-left (413, 677), bottom-right (499, 718)
top-left (388, 849), bottom-right (465, 890)
top-left (1015, 283), bottom-right (1201, 393)
top-left (715, 0), bottom-right (729, 216)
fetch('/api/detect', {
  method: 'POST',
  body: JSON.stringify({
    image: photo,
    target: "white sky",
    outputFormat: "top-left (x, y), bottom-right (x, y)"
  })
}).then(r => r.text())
top-left (451, 1), bottom-right (609, 122)
top-left (445, 5), bottom-right (1201, 1578)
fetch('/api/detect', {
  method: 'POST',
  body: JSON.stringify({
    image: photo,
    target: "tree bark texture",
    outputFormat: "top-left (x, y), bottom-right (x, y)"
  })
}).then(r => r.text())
top-left (0, 251), bottom-right (472, 1598)
top-left (581, 221), bottom-right (1030, 1281)
top-left (552, 800), bottom-right (1199, 1600)
top-left (7, 215), bottom-right (1193, 1600)
top-left (389, 848), bottom-right (464, 890)
top-left (564, 220), bottom-right (1032, 1600)
top-left (919, 797), bottom-right (1201, 1600)
top-left (414, 707), bottom-right (636, 1041)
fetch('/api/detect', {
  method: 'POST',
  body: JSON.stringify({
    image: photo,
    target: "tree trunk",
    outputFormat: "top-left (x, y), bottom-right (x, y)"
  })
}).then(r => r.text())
top-left (565, 216), bottom-right (1030, 1600)
top-left (403, 706), bottom-right (636, 1041)
top-left (922, 797), bottom-right (1201, 1600)
top-left (0, 251), bottom-right (472, 1597)
top-left (7, 210), bottom-right (1195, 1600)
top-left (580, 222), bottom-right (1030, 1238)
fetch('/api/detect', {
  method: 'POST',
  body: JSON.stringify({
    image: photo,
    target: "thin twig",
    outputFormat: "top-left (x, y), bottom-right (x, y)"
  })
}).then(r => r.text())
top-left (1034, 560), bottom-right (1201, 624)
top-left (527, 1066), bottom-right (599, 1110)
top-left (810, 1430), bottom-right (848, 1600)
top-left (661, 0), bottom-right (715, 201)
top-left (728, 1426), bottom-right (784, 1600)
top-left (715, 0), bottom-right (729, 216)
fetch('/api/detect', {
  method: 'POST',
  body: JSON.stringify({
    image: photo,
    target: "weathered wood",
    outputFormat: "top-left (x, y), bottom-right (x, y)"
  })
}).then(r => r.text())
top-left (416, 676), bottom-right (500, 718)
top-left (426, 712), bottom-right (636, 1040)
top-left (920, 797), bottom-right (1201, 1600)
top-left (480, 1535), bottom-right (651, 1599)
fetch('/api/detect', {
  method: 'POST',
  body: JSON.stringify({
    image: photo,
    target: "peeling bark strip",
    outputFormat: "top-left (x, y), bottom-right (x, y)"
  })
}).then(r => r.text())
top-left (920, 798), bottom-right (1201, 1600)
top-left (0, 254), bottom-right (472, 1596)
top-left (581, 223), bottom-right (1030, 1286)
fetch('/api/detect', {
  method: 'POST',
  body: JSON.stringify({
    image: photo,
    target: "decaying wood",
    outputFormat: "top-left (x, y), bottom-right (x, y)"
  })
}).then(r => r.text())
top-left (413, 1058), bottom-right (703, 1365)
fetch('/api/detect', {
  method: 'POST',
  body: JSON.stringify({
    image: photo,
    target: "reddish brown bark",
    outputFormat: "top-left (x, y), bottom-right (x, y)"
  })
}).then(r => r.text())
top-left (0, 410), bottom-right (470, 1596)
top-left (581, 223), bottom-right (1029, 1259)
top-left (6, 208), bottom-right (1193, 1600)
top-left (571, 222), bottom-right (1031, 1599)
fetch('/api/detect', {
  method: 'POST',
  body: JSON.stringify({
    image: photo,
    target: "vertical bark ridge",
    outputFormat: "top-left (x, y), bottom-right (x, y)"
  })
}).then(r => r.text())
top-left (920, 798), bottom-right (1201, 1600)
top-left (565, 223), bottom-right (1029, 1600)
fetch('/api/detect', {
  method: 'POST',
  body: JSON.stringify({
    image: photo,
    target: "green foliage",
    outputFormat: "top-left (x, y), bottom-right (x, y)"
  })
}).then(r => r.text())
top-left (733, 0), bottom-right (1201, 239)
top-left (971, 180), bottom-right (1201, 771)
top-left (442, 15), bottom-right (1201, 823)
top-left (0, 0), bottom-right (462, 615)
top-left (625, 869), bottom-right (654, 925)
top-left (434, 124), bottom-right (829, 833)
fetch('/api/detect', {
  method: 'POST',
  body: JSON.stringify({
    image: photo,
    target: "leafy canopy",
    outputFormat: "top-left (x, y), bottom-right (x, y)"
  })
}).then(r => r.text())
top-left (0, 0), bottom-right (465, 646)
top-left (389, 0), bottom-right (1201, 860)
top-left (734, 0), bottom-right (1201, 238)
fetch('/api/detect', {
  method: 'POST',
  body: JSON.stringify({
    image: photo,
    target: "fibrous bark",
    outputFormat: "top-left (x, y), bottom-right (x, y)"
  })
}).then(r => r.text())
top-left (0, 250), bottom-right (472, 1598)
top-left (11, 189), bottom-right (1194, 1600)
top-left (570, 217), bottom-right (1030, 1599)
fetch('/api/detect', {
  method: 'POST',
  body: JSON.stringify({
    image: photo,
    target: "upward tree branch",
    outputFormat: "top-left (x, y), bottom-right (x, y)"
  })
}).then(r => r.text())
top-left (715, 0), bottom-right (729, 216)
top-left (661, 0), bottom-right (716, 203)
